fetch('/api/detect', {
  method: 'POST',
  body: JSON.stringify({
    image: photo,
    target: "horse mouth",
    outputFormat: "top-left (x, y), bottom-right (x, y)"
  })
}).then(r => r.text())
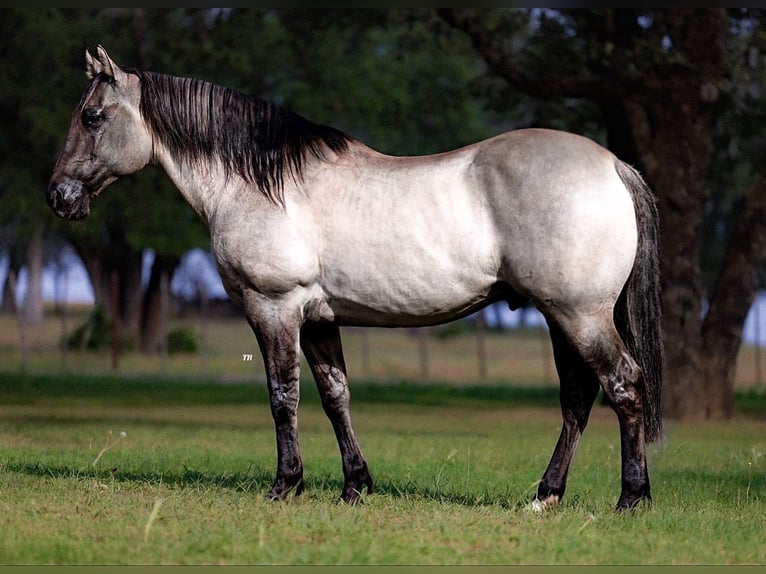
top-left (47, 179), bottom-right (92, 221)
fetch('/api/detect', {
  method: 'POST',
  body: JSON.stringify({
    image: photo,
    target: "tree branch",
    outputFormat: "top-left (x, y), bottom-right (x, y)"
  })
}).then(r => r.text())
top-left (438, 8), bottom-right (620, 100)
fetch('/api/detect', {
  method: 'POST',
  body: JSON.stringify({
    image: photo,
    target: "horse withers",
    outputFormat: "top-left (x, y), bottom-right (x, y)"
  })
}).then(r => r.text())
top-left (48, 46), bottom-right (663, 511)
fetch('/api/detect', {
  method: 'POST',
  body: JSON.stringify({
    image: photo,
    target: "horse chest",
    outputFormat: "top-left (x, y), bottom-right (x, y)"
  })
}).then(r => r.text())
top-left (209, 222), bottom-right (319, 302)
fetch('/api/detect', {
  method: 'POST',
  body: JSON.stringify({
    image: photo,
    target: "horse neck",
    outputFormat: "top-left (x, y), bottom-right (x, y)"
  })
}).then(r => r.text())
top-left (153, 147), bottom-right (244, 227)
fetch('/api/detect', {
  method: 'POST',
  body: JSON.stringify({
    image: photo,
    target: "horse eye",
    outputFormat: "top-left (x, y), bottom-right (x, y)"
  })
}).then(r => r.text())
top-left (81, 107), bottom-right (104, 129)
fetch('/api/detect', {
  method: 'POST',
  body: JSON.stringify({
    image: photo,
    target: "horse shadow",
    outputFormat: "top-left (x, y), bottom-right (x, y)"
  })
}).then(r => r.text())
top-left (5, 459), bottom-right (535, 510)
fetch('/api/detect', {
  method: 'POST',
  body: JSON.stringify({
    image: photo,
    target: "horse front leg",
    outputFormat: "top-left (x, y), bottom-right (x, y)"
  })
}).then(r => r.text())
top-left (301, 322), bottom-right (373, 504)
top-left (243, 291), bottom-right (304, 501)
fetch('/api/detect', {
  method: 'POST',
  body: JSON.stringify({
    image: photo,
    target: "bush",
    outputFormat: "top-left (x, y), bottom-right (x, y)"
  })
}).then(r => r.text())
top-left (64, 305), bottom-right (111, 351)
top-left (166, 327), bottom-right (199, 354)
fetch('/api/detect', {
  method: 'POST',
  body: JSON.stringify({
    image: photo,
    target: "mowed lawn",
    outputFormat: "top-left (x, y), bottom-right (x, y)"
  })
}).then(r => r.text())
top-left (1, 373), bottom-right (765, 565)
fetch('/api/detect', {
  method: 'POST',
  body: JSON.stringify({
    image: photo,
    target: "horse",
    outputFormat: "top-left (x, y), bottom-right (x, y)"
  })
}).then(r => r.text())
top-left (48, 46), bottom-right (663, 511)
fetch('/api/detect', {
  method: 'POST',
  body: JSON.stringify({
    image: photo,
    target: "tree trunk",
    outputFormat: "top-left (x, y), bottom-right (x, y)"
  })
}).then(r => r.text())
top-left (70, 237), bottom-right (144, 341)
top-left (700, 176), bottom-right (766, 418)
top-left (625, 9), bottom-right (729, 420)
top-left (140, 254), bottom-right (178, 353)
top-left (626, 91), bottom-right (714, 419)
top-left (120, 251), bottom-right (144, 336)
top-left (23, 229), bottom-right (45, 327)
top-left (1, 250), bottom-right (22, 314)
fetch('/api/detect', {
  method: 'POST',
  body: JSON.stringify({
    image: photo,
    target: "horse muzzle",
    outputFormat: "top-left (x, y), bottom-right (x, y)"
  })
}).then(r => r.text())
top-left (46, 178), bottom-right (92, 221)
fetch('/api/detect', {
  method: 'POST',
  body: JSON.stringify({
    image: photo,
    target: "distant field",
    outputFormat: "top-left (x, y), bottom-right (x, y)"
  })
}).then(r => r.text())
top-left (1, 309), bottom-right (764, 390)
top-left (1, 373), bottom-right (765, 565)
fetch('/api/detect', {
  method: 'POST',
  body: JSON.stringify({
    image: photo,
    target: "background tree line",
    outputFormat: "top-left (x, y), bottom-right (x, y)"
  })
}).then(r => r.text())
top-left (1, 8), bottom-right (764, 422)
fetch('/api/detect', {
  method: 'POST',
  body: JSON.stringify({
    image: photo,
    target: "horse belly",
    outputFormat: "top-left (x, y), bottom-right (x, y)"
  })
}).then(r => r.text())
top-left (324, 270), bottom-right (498, 327)
top-left (320, 217), bottom-right (501, 326)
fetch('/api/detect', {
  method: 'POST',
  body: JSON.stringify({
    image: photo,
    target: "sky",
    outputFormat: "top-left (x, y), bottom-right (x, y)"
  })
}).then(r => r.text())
top-left (1, 247), bottom-right (227, 306)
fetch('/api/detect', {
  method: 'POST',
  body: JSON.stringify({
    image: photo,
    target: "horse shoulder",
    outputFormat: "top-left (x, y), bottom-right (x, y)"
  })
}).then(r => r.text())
top-left (209, 198), bottom-right (323, 305)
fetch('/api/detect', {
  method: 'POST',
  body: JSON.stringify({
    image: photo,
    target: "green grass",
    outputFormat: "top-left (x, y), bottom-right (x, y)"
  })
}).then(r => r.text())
top-left (1, 373), bottom-right (766, 565)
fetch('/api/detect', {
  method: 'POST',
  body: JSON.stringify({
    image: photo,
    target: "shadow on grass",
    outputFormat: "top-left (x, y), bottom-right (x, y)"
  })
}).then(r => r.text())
top-left (4, 460), bottom-right (275, 493)
top-left (3, 459), bottom-right (534, 509)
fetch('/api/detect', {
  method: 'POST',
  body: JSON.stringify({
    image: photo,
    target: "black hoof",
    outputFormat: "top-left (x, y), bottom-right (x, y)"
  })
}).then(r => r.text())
top-left (265, 474), bottom-right (305, 501)
top-left (340, 465), bottom-right (374, 505)
top-left (615, 487), bottom-right (652, 512)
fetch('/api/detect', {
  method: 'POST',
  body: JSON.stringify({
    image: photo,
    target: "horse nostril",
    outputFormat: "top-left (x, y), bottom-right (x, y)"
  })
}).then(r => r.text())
top-left (46, 180), bottom-right (91, 220)
top-left (47, 182), bottom-right (77, 214)
top-left (47, 183), bottom-right (64, 210)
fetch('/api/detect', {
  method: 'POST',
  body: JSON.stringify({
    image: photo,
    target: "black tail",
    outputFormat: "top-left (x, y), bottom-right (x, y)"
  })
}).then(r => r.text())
top-left (614, 160), bottom-right (664, 443)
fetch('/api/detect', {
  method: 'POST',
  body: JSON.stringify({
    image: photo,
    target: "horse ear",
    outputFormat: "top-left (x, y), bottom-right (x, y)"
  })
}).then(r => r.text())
top-left (85, 46), bottom-right (127, 84)
top-left (85, 47), bottom-right (101, 79)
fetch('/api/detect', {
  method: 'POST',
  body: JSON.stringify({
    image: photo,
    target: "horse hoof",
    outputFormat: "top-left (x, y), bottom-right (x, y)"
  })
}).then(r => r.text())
top-left (529, 494), bottom-right (560, 513)
top-left (339, 465), bottom-right (374, 505)
top-left (615, 493), bottom-right (652, 513)
top-left (265, 477), bottom-right (305, 501)
top-left (340, 490), bottom-right (365, 505)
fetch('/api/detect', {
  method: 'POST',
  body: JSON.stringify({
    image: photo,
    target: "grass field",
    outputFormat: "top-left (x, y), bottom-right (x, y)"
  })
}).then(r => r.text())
top-left (1, 373), bottom-right (765, 565)
top-left (1, 311), bottom-right (765, 564)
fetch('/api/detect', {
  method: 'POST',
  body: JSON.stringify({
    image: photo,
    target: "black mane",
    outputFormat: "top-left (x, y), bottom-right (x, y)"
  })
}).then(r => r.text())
top-left (134, 70), bottom-right (351, 204)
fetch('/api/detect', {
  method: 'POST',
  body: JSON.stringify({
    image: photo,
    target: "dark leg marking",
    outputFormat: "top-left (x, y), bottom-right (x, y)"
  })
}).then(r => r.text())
top-left (535, 321), bottom-right (601, 508)
top-left (539, 314), bottom-right (652, 511)
top-left (243, 294), bottom-right (305, 501)
top-left (301, 322), bottom-right (373, 504)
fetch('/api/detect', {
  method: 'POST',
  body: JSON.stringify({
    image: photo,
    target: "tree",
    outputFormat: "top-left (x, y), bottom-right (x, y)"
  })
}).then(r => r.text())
top-left (439, 8), bottom-right (766, 420)
top-left (0, 9), bottom-right (86, 325)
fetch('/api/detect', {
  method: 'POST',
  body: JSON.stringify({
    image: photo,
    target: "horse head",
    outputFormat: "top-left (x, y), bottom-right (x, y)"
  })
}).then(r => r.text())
top-left (47, 46), bottom-right (152, 220)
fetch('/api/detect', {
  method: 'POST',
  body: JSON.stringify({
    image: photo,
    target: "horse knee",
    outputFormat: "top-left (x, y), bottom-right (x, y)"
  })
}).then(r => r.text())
top-left (269, 386), bottom-right (299, 420)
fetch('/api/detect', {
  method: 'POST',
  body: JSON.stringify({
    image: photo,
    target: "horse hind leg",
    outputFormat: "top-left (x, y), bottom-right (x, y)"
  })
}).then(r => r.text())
top-left (551, 312), bottom-right (652, 511)
top-left (534, 320), bottom-right (601, 510)
top-left (300, 322), bottom-right (373, 504)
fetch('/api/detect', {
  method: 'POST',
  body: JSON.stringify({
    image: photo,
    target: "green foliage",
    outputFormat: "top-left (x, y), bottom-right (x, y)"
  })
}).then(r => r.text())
top-left (64, 304), bottom-right (111, 351)
top-left (3, 8), bottom-right (766, 302)
top-left (432, 320), bottom-right (471, 339)
top-left (266, 10), bottom-right (498, 155)
top-left (166, 327), bottom-right (199, 355)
